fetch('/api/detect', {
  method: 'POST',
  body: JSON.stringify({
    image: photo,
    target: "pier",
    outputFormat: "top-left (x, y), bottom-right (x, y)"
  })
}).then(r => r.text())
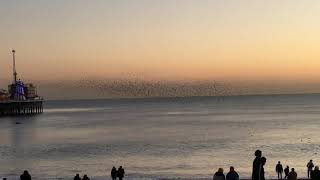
top-left (0, 50), bottom-right (44, 116)
top-left (0, 100), bottom-right (43, 116)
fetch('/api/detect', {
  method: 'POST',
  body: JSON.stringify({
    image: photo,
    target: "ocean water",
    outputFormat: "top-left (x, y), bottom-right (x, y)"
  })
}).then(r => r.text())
top-left (1, 94), bottom-right (320, 180)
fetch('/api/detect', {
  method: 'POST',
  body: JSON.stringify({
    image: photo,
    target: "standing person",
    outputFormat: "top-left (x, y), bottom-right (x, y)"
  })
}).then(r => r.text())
top-left (288, 168), bottom-right (297, 180)
top-left (20, 170), bottom-right (31, 180)
top-left (213, 168), bottom-right (225, 180)
top-left (284, 166), bottom-right (290, 179)
top-left (252, 150), bottom-right (262, 180)
top-left (111, 166), bottom-right (117, 180)
top-left (82, 175), bottom-right (90, 180)
top-left (74, 174), bottom-right (81, 180)
top-left (276, 161), bottom-right (284, 180)
top-left (311, 166), bottom-right (320, 180)
top-left (226, 166), bottom-right (239, 180)
top-left (260, 157), bottom-right (267, 180)
top-left (308, 160), bottom-right (315, 179)
top-left (118, 166), bottom-right (125, 180)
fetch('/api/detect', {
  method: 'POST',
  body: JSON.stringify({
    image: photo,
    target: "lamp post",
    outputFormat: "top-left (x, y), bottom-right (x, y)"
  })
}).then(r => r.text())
top-left (12, 50), bottom-right (17, 83)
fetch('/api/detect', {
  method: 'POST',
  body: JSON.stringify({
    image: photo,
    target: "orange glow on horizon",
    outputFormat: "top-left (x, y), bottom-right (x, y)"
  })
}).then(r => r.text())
top-left (1, 0), bottom-right (320, 85)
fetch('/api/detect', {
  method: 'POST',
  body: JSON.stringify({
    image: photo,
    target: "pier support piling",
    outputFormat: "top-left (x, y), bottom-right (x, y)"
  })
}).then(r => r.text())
top-left (0, 100), bottom-right (43, 116)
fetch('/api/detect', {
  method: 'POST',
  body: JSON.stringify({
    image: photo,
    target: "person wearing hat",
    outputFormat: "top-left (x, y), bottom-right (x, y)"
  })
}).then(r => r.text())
top-left (213, 168), bottom-right (226, 180)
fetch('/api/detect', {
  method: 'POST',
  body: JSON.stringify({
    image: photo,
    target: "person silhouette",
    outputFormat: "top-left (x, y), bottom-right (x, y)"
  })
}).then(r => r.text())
top-left (252, 150), bottom-right (262, 180)
top-left (311, 166), bottom-right (320, 180)
top-left (82, 175), bottom-right (90, 180)
top-left (20, 170), bottom-right (31, 180)
top-left (276, 161), bottom-right (284, 180)
top-left (288, 168), bottom-right (297, 180)
top-left (308, 160), bottom-right (315, 179)
top-left (226, 166), bottom-right (239, 180)
top-left (260, 157), bottom-right (267, 180)
top-left (111, 166), bottom-right (117, 180)
top-left (213, 168), bottom-right (225, 180)
top-left (117, 166), bottom-right (125, 180)
top-left (284, 166), bottom-right (290, 179)
top-left (74, 174), bottom-right (81, 180)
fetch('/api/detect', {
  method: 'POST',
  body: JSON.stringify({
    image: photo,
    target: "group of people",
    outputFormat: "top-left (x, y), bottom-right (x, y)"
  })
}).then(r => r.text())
top-left (73, 173), bottom-right (90, 180)
top-left (212, 150), bottom-right (299, 180)
top-left (73, 166), bottom-right (126, 180)
top-left (4, 153), bottom-right (320, 180)
top-left (275, 161), bottom-right (295, 180)
top-left (252, 150), bottom-right (300, 180)
top-left (1, 166), bottom-right (126, 180)
top-left (306, 160), bottom-right (320, 180)
top-left (212, 150), bottom-right (269, 180)
top-left (213, 166), bottom-right (239, 180)
top-left (110, 166), bottom-right (125, 180)
top-left (274, 159), bottom-right (320, 180)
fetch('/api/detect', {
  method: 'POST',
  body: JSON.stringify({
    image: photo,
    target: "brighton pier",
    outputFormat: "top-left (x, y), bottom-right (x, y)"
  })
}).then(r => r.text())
top-left (0, 50), bottom-right (44, 116)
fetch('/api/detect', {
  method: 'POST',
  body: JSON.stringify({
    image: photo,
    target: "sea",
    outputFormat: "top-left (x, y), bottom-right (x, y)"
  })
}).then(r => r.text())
top-left (1, 94), bottom-right (320, 180)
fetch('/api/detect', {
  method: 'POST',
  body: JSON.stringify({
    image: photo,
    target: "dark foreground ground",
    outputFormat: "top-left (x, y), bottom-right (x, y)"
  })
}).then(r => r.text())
top-left (161, 179), bottom-right (308, 180)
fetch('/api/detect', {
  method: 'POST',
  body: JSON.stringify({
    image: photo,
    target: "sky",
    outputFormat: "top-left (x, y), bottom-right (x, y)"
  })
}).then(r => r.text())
top-left (1, 0), bottom-right (320, 85)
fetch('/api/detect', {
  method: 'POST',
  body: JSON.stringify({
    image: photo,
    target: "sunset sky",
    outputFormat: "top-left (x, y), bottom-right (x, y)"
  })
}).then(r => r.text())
top-left (1, 0), bottom-right (320, 83)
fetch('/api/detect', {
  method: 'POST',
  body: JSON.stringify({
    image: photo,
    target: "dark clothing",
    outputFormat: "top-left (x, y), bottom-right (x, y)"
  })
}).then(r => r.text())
top-left (82, 176), bottom-right (90, 180)
top-left (288, 171), bottom-right (297, 180)
top-left (118, 167), bottom-right (125, 180)
top-left (308, 162), bottom-right (315, 170)
top-left (284, 167), bottom-right (290, 179)
top-left (20, 173), bottom-right (31, 180)
top-left (260, 166), bottom-right (265, 180)
top-left (226, 171), bottom-right (239, 180)
top-left (308, 162), bottom-right (315, 179)
top-left (111, 167), bottom-right (117, 180)
top-left (278, 172), bottom-right (283, 180)
top-left (276, 164), bottom-right (283, 180)
top-left (213, 172), bottom-right (226, 180)
top-left (252, 157), bottom-right (262, 180)
top-left (311, 169), bottom-right (320, 180)
top-left (74, 175), bottom-right (81, 180)
top-left (277, 164), bottom-right (284, 173)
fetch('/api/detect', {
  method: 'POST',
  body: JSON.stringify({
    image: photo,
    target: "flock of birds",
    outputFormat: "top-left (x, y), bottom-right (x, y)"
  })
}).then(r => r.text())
top-left (73, 78), bottom-right (233, 98)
